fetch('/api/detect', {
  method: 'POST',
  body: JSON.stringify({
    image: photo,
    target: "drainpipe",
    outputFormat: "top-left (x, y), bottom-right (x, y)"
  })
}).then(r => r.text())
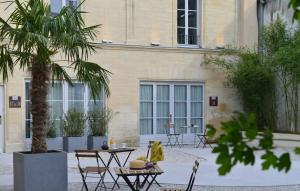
top-left (257, 0), bottom-right (266, 54)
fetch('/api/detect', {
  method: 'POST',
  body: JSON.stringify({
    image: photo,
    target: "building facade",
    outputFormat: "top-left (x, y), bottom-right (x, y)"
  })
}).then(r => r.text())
top-left (0, 0), bottom-right (258, 152)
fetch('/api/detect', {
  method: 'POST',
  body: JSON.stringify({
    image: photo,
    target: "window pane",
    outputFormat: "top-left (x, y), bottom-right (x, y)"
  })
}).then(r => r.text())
top-left (157, 102), bottom-right (169, 117)
top-left (157, 119), bottom-right (168, 134)
top-left (48, 101), bottom-right (63, 119)
top-left (140, 85), bottom-right (153, 101)
top-left (177, 0), bottom-right (185, 9)
top-left (89, 88), bottom-right (103, 101)
top-left (68, 83), bottom-right (84, 100)
top-left (140, 119), bottom-right (153, 135)
top-left (191, 102), bottom-right (202, 117)
top-left (177, 28), bottom-right (185, 44)
top-left (68, 0), bottom-right (78, 8)
top-left (188, 0), bottom-right (197, 10)
top-left (68, 102), bottom-right (84, 113)
top-left (26, 102), bottom-right (31, 120)
top-left (177, 10), bottom-right (185, 27)
top-left (188, 28), bottom-right (197, 45)
top-left (174, 86), bottom-right (187, 100)
top-left (88, 101), bottom-right (103, 111)
top-left (157, 85), bottom-right (169, 101)
top-left (26, 121), bottom-right (31, 138)
top-left (51, 0), bottom-right (62, 14)
top-left (191, 86), bottom-right (203, 100)
top-left (48, 83), bottom-right (63, 100)
top-left (175, 102), bottom-right (187, 117)
top-left (140, 102), bottom-right (153, 118)
top-left (188, 11), bottom-right (197, 28)
top-left (25, 82), bottom-right (31, 100)
top-left (191, 118), bottom-right (202, 133)
top-left (174, 118), bottom-right (187, 133)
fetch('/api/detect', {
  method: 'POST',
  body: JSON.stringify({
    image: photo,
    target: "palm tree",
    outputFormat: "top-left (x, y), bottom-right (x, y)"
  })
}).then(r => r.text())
top-left (0, 0), bottom-right (110, 153)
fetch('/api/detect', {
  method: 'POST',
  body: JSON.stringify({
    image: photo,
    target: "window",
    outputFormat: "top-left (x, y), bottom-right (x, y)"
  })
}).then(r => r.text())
top-left (139, 82), bottom-right (204, 135)
top-left (25, 81), bottom-right (104, 138)
top-left (177, 0), bottom-right (199, 46)
top-left (140, 85), bottom-right (153, 135)
top-left (51, 0), bottom-right (79, 15)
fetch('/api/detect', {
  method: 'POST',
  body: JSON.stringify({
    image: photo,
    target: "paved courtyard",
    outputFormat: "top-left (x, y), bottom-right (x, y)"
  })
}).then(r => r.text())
top-left (0, 146), bottom-right (300, 190)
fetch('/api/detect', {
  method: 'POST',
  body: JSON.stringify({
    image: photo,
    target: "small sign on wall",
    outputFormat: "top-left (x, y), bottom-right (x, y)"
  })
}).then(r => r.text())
top-left (9, 95), bottom-right (21, 108)
top-left (209, 96), bottom-right (218, 107)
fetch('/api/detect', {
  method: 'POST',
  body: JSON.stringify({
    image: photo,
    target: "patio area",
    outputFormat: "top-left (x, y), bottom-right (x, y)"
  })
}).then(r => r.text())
top-left (1, 146), bottom-right (300, 191)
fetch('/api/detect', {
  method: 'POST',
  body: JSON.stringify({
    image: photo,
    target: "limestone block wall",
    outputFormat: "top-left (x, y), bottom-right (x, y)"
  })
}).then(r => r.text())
top-left (0, 0), bottom-right (257, 152)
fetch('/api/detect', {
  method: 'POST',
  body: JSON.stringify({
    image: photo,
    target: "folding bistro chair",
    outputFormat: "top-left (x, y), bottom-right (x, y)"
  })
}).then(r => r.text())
top-left (160, 160), bottom-right (200, 191)
top-left (75, 150), bottom-right (107, 191)
top-left (196, 128), bottom-right (212, 148)
top-left (165, 126), bottom-right (181, 147)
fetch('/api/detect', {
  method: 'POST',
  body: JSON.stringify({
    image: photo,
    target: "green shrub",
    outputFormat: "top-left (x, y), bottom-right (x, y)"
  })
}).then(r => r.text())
top-left (87, 108), bottom-right (113, 136)
top-left (62, 109), bottom-right (86, 137)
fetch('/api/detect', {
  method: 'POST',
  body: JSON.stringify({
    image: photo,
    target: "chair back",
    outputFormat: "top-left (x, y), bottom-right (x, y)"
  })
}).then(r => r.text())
top-left (146, 141), bottom-right (162, 158)
top-left (75, 150), bottom-right (104, 174)
top-left (186, 160), bottom-right (199, 191)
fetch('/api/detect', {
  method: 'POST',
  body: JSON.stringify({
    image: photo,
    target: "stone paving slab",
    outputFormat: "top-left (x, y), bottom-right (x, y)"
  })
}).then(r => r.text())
top-left (1, 146), bottom-right (300, 189)
top-left (1, 183), bottom-right (300, 191)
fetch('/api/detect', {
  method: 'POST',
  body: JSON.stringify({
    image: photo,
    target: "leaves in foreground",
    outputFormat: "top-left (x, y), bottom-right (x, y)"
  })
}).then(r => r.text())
top-left (208, 113), bottom-right (293, 175)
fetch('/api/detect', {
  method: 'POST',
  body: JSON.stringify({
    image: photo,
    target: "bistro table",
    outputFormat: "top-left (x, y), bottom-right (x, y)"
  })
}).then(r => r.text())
top-left (114, 165), bottom-right (164, 191)
top-left (98, 148), bottom-right (136, 189)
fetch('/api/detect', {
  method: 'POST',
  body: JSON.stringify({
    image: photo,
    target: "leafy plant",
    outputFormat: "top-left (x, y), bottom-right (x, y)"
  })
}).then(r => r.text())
top-left (62, 109), bottom-right (86, 137)
top-left (0, 0), bottom-right (110, 153)
top-left (207, 113), bottom-right (294, 176)
top-left (205, 48), bottom-right (276, 130)
top-left (87, 108), bottom-right (113, 136)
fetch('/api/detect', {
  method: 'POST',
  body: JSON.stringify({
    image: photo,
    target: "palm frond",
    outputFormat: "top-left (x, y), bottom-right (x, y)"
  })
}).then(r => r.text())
top-left (73, 59), bottom-right (111, 99)
top-left (0, 44), bottom-right (14, 81)
top-left (50, 63), bottom-right (73, 85)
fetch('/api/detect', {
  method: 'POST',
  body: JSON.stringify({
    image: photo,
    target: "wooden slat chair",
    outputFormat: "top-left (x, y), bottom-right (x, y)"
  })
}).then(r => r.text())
top-left (161, 160), bottom-right (200, 191)
top-left (75, 150), bottom-right (107, 191)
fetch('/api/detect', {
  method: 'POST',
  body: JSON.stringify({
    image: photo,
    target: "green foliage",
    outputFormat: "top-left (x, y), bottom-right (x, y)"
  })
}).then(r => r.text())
top-left (289, 0), bottom-right (300, 20)
top-left (208, 113), bottom-right (292, 175)
top-left (206, 48), bottom-right (276, 130)
top-left (263, 19), bottom-right (300, 132)
top-left (87, 108), bottom-right (113, 136)
top-left (295, 147), bottom-right (300, 156)
top-left (62, 109), bottom-right (86, 137)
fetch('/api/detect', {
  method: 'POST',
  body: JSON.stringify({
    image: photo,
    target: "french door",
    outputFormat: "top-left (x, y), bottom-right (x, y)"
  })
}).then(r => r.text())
top-left (139, 82), bottom-right (204, 145)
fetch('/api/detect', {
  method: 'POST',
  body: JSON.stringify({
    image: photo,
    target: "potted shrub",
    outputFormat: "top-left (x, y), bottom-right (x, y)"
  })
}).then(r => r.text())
top-left (46, 117), bottom-right (62, 150)
top-left (62, 109), bottom-right (86, 152)
top-left (1, 1), bottom-right (110, 190)
top-left (87, 108), bottom-right (113, 149)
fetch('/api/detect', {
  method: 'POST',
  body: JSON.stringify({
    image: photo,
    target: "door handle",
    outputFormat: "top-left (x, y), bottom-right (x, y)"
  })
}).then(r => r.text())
top-left (0, 115), bottom-right (2, 125)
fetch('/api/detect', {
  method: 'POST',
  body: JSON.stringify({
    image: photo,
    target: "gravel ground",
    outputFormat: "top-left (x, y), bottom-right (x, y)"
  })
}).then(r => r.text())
top-left (1, 183), bottom-right (300, 191)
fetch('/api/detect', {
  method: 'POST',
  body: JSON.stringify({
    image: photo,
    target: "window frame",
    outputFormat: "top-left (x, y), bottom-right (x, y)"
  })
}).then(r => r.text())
top-left (24, 79), bottom-right (105, 138)
top-left (177, 0), bottom-right (201, 47)
top-left (139, 81), bottom-right (205, 135)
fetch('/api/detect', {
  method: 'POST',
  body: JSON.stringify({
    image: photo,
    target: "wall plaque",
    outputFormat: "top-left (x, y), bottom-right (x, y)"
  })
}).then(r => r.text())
top-left (9, 96), bottom-right (21, 108)
top-left (209, 96), bottom-right (218, 107)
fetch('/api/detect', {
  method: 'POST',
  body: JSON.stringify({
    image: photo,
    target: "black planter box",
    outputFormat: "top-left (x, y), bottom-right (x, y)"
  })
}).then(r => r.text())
top-left (13, 150), bottom-right (67, 191)
top-left (87, 135), bottom-right (108, 150)
top-left (63, 136), bottom-right (86, 152)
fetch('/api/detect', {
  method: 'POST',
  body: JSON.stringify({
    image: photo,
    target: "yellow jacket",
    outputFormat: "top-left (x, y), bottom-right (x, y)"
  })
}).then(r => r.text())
top-left (150, 141), bottom-right (164, 163)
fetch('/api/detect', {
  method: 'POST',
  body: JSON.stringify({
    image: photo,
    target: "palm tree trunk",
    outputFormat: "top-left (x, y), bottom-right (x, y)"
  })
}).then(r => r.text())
top-left (30, 58), bottom-right (50, 153)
